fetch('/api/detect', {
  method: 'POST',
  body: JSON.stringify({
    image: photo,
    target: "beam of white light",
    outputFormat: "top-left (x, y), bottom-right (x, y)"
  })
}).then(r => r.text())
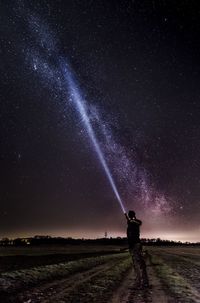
top-left (61, 62), bottom-right (125, 213)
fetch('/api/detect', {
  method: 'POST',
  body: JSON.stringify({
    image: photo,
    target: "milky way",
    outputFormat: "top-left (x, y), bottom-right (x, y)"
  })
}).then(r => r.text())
top-left (1, 1), bottom-right (200, 241)
top-left (23, 8), bottom-right (125, 213)
top-left (22, 8), bottom-right (173, 218)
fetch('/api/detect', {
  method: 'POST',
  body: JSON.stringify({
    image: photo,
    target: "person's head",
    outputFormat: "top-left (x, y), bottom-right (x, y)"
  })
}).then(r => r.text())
top-left (128, 210), bottom-right (136, 219)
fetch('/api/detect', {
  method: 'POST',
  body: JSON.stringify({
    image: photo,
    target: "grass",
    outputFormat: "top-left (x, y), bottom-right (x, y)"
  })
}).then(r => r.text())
top-left (0, 252), bottom-right (129, 294)
top-left (2, 246), bottom-right (200, 302)
top-left (0, 245), bottom-right (125, 256)
top-left (0, 245), bottom-right (126, 273)
top-left (150, 254), bottom-right (200, 303)
top-left (62, 257), bottom-right (132, 303)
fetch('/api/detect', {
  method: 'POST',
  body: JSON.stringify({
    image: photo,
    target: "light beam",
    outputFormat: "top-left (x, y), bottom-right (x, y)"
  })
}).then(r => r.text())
top-left (61, 61), bottom-right (126, 213)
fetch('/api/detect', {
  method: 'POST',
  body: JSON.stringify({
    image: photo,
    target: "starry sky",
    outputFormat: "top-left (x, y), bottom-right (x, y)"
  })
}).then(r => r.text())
top-left (1, 0), bottom-right (200, 241)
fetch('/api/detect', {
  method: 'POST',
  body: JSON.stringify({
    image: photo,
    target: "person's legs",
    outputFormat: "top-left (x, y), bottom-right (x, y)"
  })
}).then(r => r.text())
top-left (130, 245), bottom-right (142, 287)
top-left (136, 243), bottom-right (149, 286)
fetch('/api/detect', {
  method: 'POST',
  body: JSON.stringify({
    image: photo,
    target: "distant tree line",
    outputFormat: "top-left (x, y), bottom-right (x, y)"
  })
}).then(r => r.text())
top-left (0, 236), bottom-right (199, 247)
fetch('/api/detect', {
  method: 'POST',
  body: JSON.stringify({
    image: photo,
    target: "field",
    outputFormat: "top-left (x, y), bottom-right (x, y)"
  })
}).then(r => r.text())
top-left (0, 245), bottom-right (200, 303)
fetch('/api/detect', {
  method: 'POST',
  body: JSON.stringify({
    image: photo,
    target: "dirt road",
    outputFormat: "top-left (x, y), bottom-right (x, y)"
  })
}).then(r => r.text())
top-left (1, 248), bottom-right (200, 303)
top-left (16, 259), bottom-right (126, 303)
top-left (5, 255), bottom-right (176, 303)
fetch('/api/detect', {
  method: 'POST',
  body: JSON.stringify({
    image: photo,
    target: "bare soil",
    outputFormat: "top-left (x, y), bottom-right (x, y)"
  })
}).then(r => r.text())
top-left (0, 249), bottom-right (123, 273)
top-left (111, 254), bottom-right (175, 303)
top-left (1, 246), bottom-right (200, 303)
top-left (2, 256), bottom-right (128, 303)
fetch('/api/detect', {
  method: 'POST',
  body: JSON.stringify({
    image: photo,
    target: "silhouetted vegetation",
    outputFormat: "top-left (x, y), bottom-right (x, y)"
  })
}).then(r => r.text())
top-left (0, 236), bottom-right (199, 247)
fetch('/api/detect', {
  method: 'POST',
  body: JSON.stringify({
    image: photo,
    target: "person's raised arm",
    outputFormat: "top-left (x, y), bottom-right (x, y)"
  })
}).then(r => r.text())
top-left (124, 213), bottom-right (129, 221)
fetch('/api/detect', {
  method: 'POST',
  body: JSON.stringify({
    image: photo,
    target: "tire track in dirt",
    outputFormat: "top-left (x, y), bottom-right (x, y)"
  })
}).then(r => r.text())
top-left (13, 258), bottom-right (126, 303)
top-left (111, 256), bottom-right (175, 303)
top-left (155, 252), bottom-right (200, 293)
top-left (111, 268), bottom-right (133, 303)
top-left (60, 257), bottom-right (131, 303)
top-left (155, 249), bottom-right (200, 265)
top-left (4, 250), bottom-right (200, 303)
top-left (151, 253), bottom-right (200, 303)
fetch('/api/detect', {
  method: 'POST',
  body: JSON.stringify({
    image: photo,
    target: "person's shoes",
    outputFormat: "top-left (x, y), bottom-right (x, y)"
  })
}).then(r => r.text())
top-left (141, 282), bottom-right (151, 289)
top-left (133, 281), bottom-right (142, 289)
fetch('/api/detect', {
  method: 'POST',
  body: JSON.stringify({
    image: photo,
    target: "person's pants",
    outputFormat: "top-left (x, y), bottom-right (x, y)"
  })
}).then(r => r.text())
top-left (129, 243), bottom-right (149, 285)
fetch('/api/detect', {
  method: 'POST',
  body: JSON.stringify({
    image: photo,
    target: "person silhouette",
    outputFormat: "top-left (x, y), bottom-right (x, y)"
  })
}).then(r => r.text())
top-left (125, 210), bottom-right (149, 288)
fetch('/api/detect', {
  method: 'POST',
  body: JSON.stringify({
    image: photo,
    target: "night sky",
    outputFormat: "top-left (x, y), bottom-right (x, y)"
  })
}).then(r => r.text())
top-left (1, 0), bottom-right (200, 241)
